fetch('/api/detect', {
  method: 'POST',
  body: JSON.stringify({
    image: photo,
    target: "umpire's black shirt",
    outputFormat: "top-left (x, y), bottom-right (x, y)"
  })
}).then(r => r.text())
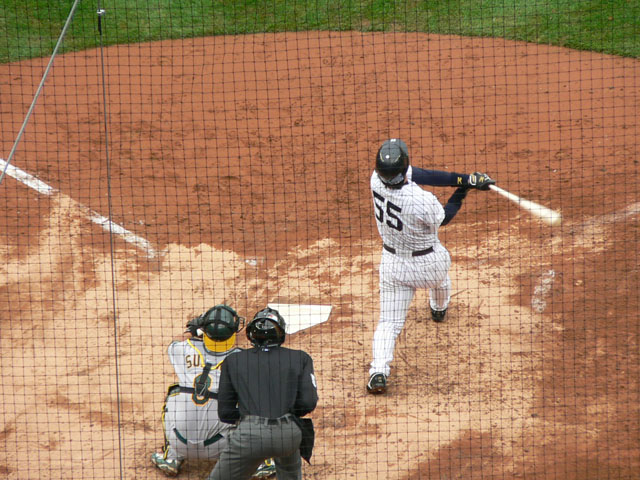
top-left (217, 346), bottom-right (318, 423)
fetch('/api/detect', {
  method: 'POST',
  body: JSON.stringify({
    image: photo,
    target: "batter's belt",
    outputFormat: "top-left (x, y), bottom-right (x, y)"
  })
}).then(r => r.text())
top-left (383, 244), bottom-right (433, 257)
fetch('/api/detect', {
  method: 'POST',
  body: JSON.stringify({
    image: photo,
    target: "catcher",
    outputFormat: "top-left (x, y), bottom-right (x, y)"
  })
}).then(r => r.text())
top-left (151, 304), bottom-right (276, 478)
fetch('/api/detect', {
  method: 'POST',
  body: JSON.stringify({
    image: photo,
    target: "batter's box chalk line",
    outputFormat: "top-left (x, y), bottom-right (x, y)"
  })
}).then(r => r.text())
top-left (531, 270), bottom-right (555, 313)
top-left (0, 158), bottom-right (159, 259)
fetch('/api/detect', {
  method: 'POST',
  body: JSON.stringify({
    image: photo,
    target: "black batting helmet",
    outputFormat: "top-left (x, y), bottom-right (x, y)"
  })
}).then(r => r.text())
top-left (199, 304), bottom-right (243, 341)
top-left (246, 307), bottom-right (286, 350)
top-left (375, 138), bottom-right (410, 188)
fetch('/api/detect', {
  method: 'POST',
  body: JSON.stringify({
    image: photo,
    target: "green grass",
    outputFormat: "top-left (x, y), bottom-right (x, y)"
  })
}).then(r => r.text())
top-left (0, 0), bottom-right (638, 63)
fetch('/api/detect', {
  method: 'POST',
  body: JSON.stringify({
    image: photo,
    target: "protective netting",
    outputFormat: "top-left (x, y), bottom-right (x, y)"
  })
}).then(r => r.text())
top-left (1, 2), bottom-right (638, 479)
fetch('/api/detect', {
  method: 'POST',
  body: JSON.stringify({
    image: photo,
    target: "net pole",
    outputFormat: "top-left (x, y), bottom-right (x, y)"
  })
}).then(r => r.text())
top-left (0, 0), bottom-right (83, 186)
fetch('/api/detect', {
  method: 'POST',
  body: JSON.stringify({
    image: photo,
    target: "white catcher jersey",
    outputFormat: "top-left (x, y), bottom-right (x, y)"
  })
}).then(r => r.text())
top-left (370, 166), bottom-right (445, 252)
top-left (164, 338), bottom-right (241, 444)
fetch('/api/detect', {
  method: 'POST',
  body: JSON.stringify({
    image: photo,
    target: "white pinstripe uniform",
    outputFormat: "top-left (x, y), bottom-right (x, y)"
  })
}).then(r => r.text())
top-left (369, 165), bottom-right (451, 377)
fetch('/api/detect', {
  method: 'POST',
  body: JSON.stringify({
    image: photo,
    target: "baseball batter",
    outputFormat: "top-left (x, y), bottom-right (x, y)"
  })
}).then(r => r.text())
top-left (151, 304), bottom-right (276, 478)
top-left (367, 138), bottom-right (494, 394)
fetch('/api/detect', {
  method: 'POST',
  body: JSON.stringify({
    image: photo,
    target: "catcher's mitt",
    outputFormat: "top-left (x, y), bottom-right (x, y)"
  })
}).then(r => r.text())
top-left (185, 315), bottom-right (204, 337)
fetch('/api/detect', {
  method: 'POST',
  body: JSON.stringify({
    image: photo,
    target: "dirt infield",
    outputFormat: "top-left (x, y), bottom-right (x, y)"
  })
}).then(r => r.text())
top-left (1, 32), bottom-right (639, 479)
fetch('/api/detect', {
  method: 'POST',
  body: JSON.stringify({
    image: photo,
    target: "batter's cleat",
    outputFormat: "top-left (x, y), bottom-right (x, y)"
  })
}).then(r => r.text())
top-left (431, 307), bottom-right (447, 323)
top-left (151, 452), bottom-right (183, 477)
top-left (252, 458), bottom-right (276, 478)
top-left (367, 373), bottom-right (388, 394)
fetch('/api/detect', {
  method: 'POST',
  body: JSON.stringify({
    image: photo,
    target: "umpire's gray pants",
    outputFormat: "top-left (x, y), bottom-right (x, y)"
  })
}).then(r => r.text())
top-left (207, 415), bottom-right (302, 480)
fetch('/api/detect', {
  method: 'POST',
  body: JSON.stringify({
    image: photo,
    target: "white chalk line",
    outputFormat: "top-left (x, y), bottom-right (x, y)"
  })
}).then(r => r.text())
top-left (0, 158), bottom-right (158, 258)
top-left (531, 202), bottom-right (640, 313)
top-left (531, 270), bottom-right (555, 313)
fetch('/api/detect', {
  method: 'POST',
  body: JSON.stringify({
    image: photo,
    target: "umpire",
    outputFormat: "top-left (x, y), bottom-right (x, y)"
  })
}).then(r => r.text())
top-left (207, 307), bottom-right (318, 480)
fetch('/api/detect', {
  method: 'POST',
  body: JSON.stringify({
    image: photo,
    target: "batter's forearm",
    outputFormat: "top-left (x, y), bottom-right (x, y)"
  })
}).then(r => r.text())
top-left (412, 167), bottom-right (468, 187)
top-left (441, 187), bottom-right (469, 226)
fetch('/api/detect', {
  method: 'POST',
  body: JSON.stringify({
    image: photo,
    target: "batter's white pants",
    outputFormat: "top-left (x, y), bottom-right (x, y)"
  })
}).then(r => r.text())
top-left (370, 244), bottom-right (451, 377)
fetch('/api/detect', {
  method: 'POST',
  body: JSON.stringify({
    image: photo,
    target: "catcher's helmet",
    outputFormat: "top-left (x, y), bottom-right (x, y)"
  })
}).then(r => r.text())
top-left (375, 138), bottom-right (410, 188)
top-left (199, 304), bottom-right (242, 342)
top-left (246, 307), bottom-right (286, 350)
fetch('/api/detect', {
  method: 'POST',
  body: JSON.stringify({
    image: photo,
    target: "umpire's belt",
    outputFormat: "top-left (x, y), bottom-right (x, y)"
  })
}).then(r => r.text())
top-left (243, 414), bottom-right (294, 426)
top-left (383, 244), bottom-right (433, 257)
top-left (173, 428), bottom-right (224, 447)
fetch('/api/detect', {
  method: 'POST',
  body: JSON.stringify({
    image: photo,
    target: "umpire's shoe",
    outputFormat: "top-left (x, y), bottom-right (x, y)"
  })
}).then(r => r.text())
top-left (151, 452), bottom-right (183, 477)
top-left (367, 373), bottom-right (388, 394)
top-left (431, 307), bottom-right (447, 323)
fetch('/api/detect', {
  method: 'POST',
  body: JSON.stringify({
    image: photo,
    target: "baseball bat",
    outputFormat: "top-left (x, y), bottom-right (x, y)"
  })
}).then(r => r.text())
top-left (489, 184), bottom-right (562, 226)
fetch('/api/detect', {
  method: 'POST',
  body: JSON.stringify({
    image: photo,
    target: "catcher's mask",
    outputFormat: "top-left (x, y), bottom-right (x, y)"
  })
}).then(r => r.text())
top-left (198, 304), bottom-right (244, 352)
top-left (375, 138), bottom-right (410, 188)
top-left (246, 307), bottom-right (286, 350)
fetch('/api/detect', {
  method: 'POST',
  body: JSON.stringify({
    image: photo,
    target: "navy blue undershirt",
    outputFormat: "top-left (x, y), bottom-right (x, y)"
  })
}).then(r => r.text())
top-left (411, 167), bottom-right (470, 226)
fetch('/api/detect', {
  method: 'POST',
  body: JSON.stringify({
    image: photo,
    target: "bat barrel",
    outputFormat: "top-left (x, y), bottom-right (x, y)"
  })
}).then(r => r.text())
top-left (489, 185), bottom-right (561, 226)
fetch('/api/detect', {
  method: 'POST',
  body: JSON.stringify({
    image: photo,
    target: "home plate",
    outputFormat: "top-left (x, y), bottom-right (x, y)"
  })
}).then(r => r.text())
top-left (267, 304), bottom-right (332, 334)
